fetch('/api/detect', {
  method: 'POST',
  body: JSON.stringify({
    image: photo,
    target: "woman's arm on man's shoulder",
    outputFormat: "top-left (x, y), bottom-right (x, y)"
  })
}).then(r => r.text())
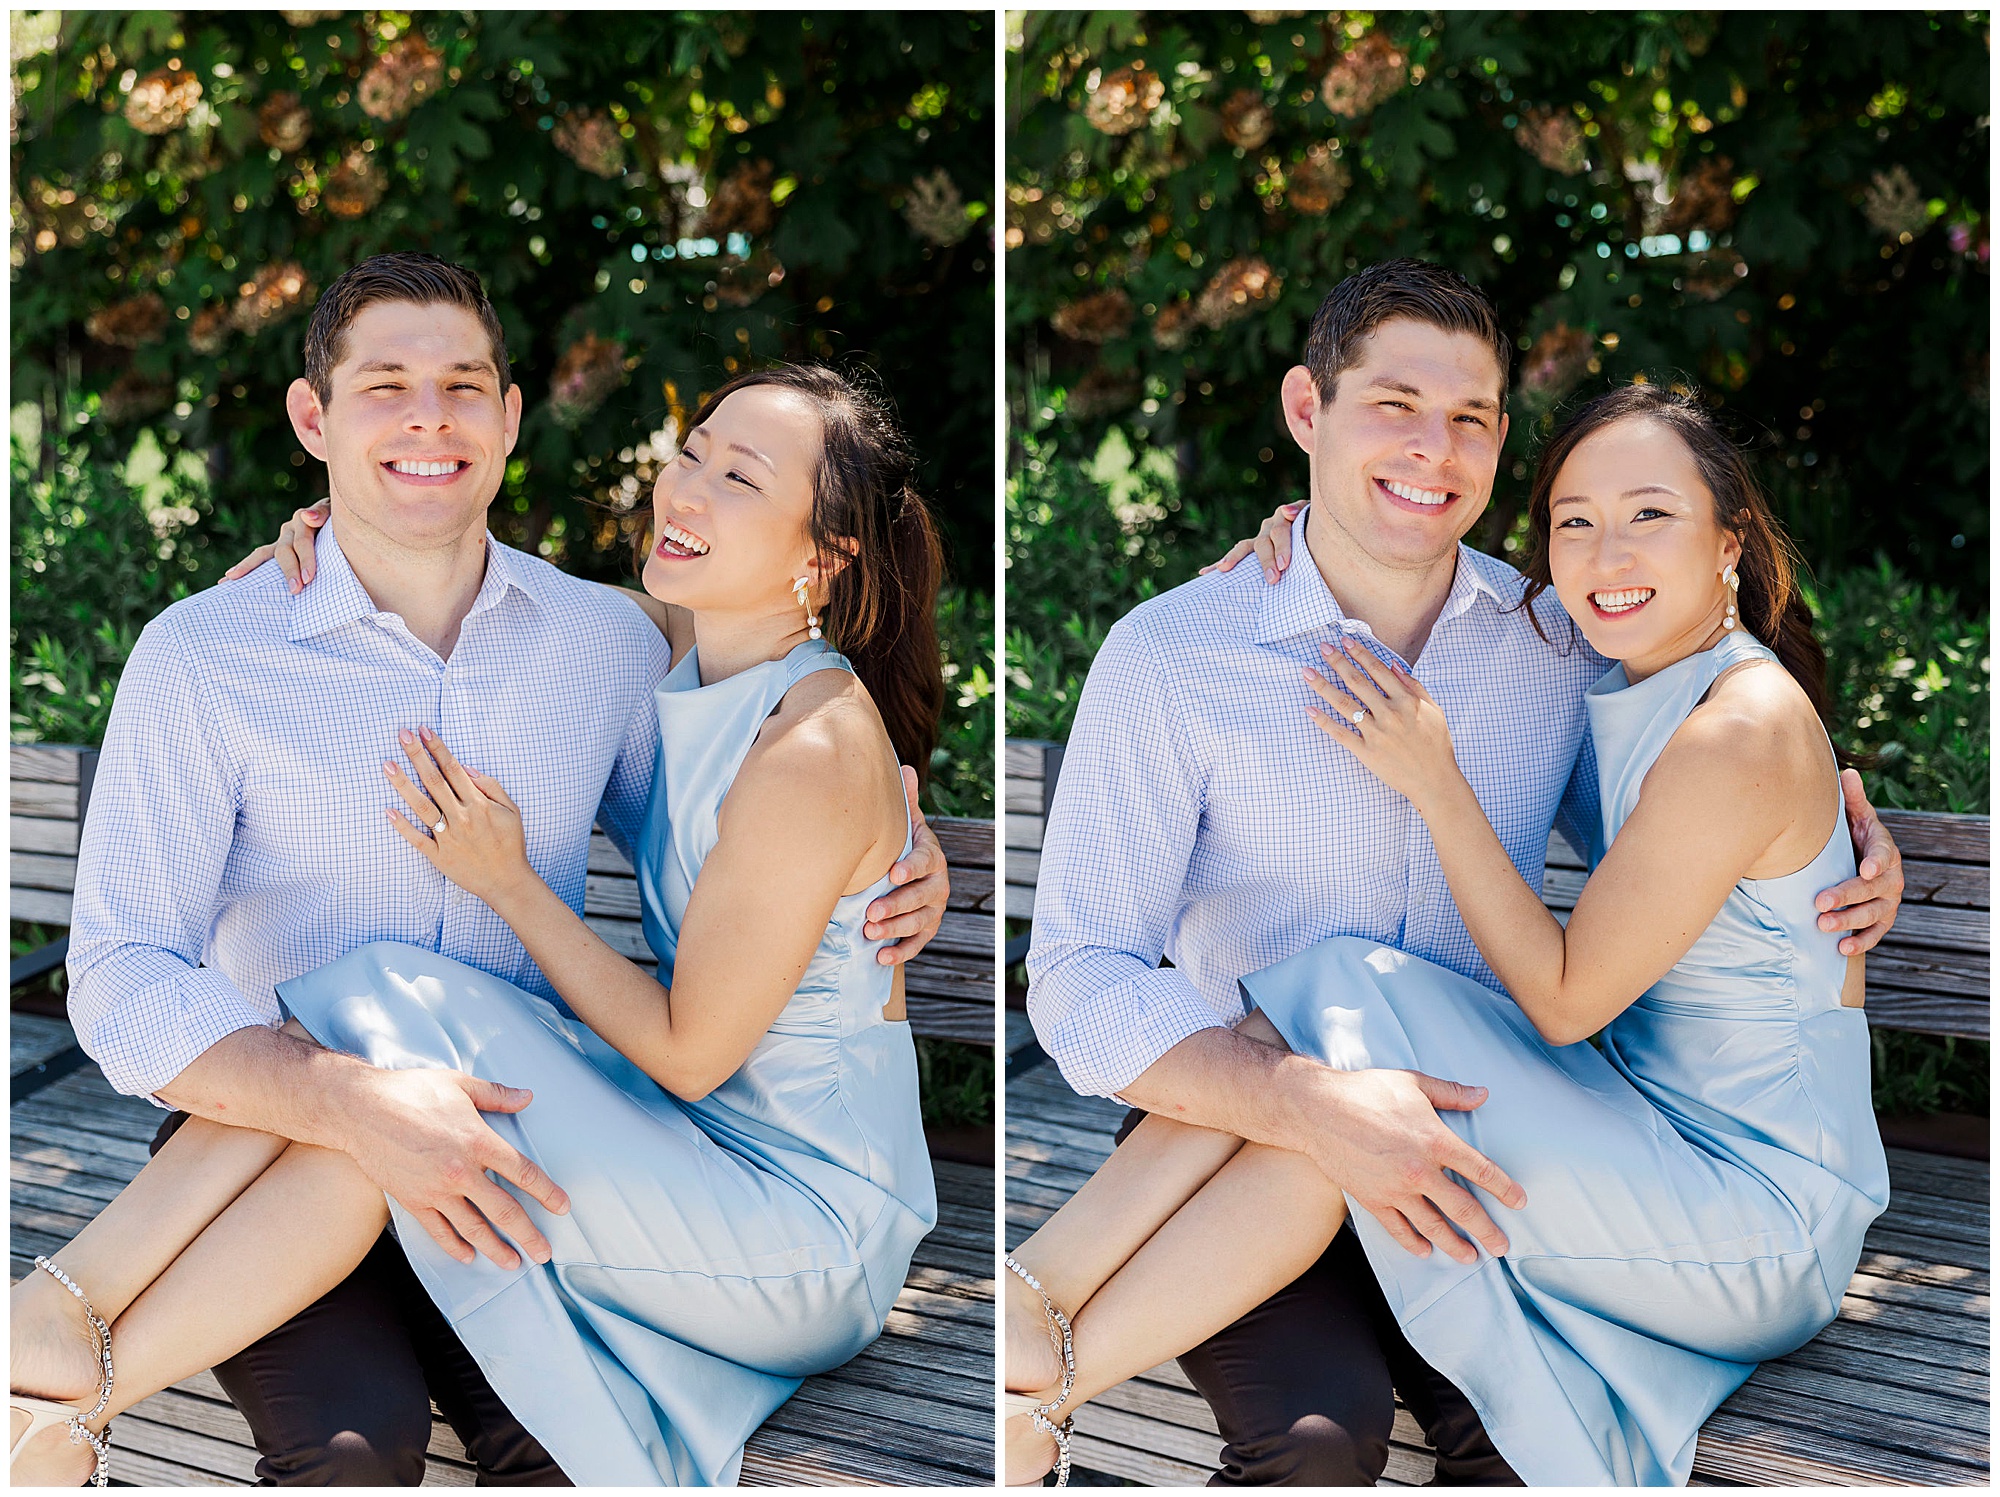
top-left (589, 582), bottom-right (692, 657)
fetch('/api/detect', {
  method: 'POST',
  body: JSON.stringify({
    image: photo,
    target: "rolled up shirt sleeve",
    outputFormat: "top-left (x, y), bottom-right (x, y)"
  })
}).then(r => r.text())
top-left (1025, 617), bottom-right (1226, 1098)
top-left (66, 615), bottom-right (272, 1102)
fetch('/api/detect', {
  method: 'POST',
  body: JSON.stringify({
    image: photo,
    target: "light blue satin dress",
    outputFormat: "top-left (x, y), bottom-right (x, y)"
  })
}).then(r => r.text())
top-left (1244, 630), bottom-right (1890, 1485)
top-left (279, 639), bottom-right (937, 1485)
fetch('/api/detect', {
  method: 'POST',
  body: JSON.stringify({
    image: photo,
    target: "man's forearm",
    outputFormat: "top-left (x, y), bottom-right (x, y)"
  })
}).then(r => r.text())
top-left (152, 1024), bottom-right (376, 1150)
top-left (1115, 1024), bottom-right (1332, 1156)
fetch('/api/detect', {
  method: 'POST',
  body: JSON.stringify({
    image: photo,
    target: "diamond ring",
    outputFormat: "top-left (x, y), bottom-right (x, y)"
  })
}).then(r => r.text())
top-left (432, 819), bottom-right (447, 837)
top-left (1351, 707), bottom-right (1368, 725)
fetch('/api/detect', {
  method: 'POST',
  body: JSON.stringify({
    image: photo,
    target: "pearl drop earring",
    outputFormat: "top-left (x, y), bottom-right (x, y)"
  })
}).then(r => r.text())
top-left (792, 576), bottom-right (822, 640)
top-left (1722, 564), bottom-right (1739, 631)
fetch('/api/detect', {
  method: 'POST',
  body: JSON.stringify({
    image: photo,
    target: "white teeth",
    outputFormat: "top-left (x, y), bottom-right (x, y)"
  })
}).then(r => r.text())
top-left (390, 460), bottom-right (463, 477)
top-left (1592, 588), bottom-right (1655, 613)
top-left (659, 519), bottom-right (709, 555)
top-left (1382, 478), bottom-right (1452, 506)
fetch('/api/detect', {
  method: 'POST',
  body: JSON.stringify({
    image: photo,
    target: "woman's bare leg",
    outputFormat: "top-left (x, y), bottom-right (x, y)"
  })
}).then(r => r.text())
top-left (14, 1023), bottom-right (323, 1410)
top-left (1005, 1112), bottom-right (1245, 1393)
top-left (1005, 1012), bottom-right (1346, 1481)
top-left (1007, 1135), bottom-right (1349, 1481)
top-left (11, 1138), bottom-right (390, 1485)
top-left (12, 1118), bottom-right (288, 1455)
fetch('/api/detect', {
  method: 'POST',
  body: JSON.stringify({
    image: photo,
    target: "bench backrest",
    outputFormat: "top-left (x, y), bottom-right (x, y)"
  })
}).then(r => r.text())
top-left (13, 744), bottom-right (994, 1046)
top-left (1005, 737), bottom-right (1990, 1042)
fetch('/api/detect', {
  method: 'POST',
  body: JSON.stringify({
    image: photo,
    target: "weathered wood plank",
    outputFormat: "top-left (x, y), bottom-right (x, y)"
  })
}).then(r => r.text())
top-left (11, 851), bottom-right (76, 892)
top-left (1874, 809), bottom-right (1989, 866)
top-left (10, 778), bottom-right (77, 819)
top-left (1008, 812), bottom-right (1044, 853)
top-left (1693, 1406), bottom-right (1985, 1486)
top-left (1005, 847), bottom-right (1040, 892)
top-left (930, 816), bottom-right (997, 868)
top-left (1895, 857), bottom-right (1990, 909)
top-left (1862, 990), bottom-right (1990, 1041)
top-left (10, 1012), bottom-right (75, 1073)
top-left (10, 814), bottom-right (78, 855)
top-left (10, 744), bottom-right (90, 784)
top-left (1004, 739), bottom-right (1056, 780)
top-left (10, 886), bottom-right (74, 924)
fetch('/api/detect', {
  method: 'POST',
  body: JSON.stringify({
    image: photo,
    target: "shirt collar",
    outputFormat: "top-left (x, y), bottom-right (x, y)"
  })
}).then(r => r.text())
top-left (1251, 508), bottom-right (1517, 647)
top-left (1251, 509), bottom-right (1348, 645)
top-left (1440, 541), bottom-right (1518, 623)
top-left (288, 519), bottom-right (543, 643)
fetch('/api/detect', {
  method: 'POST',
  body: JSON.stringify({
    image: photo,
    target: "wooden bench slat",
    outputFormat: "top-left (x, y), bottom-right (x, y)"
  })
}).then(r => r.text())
top-left (10, 815), bottom-right (78, 856)
top-left (1896, 858), bottom-right (1991, 909)
top-left (11, 851), bottom-right (76, 892)
top-left (1693, 1407), bottom-right (1985, 1486)
top-left (1003, 740), bottom-right (1054, 779)
top-left (1874, 810), bottom-right (1990, 866)
top-left (10, 778), bottom-right (77, 819)
top-left (10, 744), bottom-right (92, 784)
top-left (10, 886), bottom-right (74, 925)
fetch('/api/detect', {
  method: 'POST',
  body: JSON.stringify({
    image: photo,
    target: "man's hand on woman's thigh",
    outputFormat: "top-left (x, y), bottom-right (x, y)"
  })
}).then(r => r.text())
top-left (335, 1064), bottom-right (572, 1271)
top-left (1292, 1062), bottom-right (1526, 1265)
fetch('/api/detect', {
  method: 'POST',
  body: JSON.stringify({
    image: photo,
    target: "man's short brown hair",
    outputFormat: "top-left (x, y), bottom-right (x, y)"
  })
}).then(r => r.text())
top-left (301, 252), bottom-right (511, 403)
top-left (1302, 258), bottom-right (1511, 409)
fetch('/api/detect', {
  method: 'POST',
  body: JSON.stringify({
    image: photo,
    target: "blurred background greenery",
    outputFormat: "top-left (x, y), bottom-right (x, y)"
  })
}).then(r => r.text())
top-left (1005, 10), bottom-right (1987, 1117)
top-left (11, 9), bottom-right (995, 1125)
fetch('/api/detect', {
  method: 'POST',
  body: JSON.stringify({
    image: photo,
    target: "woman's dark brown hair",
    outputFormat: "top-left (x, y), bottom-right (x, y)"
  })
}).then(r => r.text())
top-left (1516, 382), bottom-right (1845, 753)
top-left (679, 364), bottom-right (946, 785)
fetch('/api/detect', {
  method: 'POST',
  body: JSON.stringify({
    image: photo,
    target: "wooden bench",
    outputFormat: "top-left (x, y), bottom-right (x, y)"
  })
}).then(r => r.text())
top-left (1005, 735), bottom-right (1989, 1486)
top-left (11, 742), bottom-right (997, 1486)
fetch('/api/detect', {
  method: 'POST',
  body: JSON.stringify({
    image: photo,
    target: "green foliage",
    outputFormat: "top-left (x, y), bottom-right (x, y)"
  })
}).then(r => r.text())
top-left (1811, 561), bottom-right (1989, 814)
top-left (916, 1036), bottom-right (995, 1129)
top-left (932, 586), bottom-right (996, 819)
top-left (13, 10), bottom-right (992, 583)
top-left (11, 421), bottom-right (214, 744)
top-left (1007, 10), bottom-right (1988, 595)
top-left (1871, 1031), bottom-right (1987, 1119)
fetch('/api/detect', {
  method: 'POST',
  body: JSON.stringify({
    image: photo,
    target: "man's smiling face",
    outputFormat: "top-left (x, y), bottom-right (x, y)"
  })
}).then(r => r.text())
top-left (1292, 316), bottom-right (1509, 574)
top-left (286, 299), bottom-right (522, 550)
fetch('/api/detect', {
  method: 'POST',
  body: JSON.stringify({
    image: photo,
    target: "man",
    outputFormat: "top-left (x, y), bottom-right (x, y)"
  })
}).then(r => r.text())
top-left (1025, 258), bottom-right (1904, 1484)
top-left (65, 253), bottom-right (950, 1484)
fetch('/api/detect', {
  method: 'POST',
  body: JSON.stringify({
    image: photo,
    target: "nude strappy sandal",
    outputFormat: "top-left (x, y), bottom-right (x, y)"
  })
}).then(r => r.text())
top-left (1004, 1254), bottom-right (1074, 1487)
top-left (9, 1256), bottom-right (113, 1487)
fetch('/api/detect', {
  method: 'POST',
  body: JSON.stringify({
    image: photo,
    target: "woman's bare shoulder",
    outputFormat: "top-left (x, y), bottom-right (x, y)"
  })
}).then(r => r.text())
top-left (1665, 657), bottom-right (1837, 859)
top-left (755, 669), bottom-right (893, 786)
top-left (733, 670), bottom-right (905, 881)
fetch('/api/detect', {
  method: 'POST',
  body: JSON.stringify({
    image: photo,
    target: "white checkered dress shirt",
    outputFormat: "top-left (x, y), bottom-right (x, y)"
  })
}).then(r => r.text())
top-left (67, 521), bottom-right (670, 1102)
top-left (1026, 509), bottom-right (1611, 1099)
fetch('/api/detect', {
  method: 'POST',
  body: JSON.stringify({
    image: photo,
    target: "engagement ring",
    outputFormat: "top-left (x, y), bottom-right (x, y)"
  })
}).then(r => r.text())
top-left (1351, 708), bottom-right (1368, 725)
top-left (432, 819), bottom-right (447, 837)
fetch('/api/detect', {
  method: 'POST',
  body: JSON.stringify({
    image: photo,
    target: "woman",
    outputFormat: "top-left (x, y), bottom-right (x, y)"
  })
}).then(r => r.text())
top-left (10, 364), bottom-right (943, 1486)
top-left (1004, 383), bottom-right (1890, 1487)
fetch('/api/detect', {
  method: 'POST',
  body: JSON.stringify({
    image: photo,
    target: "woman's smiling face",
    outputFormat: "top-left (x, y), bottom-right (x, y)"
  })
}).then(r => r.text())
top-left (642, 383), bottom-right (828, 619)
top-left (1546, 415), bottom-right (1742, 678)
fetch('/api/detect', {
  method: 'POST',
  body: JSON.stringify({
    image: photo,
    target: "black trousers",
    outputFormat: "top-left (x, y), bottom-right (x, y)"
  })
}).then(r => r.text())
top-left (1115, 1109), bottom-right (1520, 1487)
top-left (152, 1113), bottom-right (567, 1486)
